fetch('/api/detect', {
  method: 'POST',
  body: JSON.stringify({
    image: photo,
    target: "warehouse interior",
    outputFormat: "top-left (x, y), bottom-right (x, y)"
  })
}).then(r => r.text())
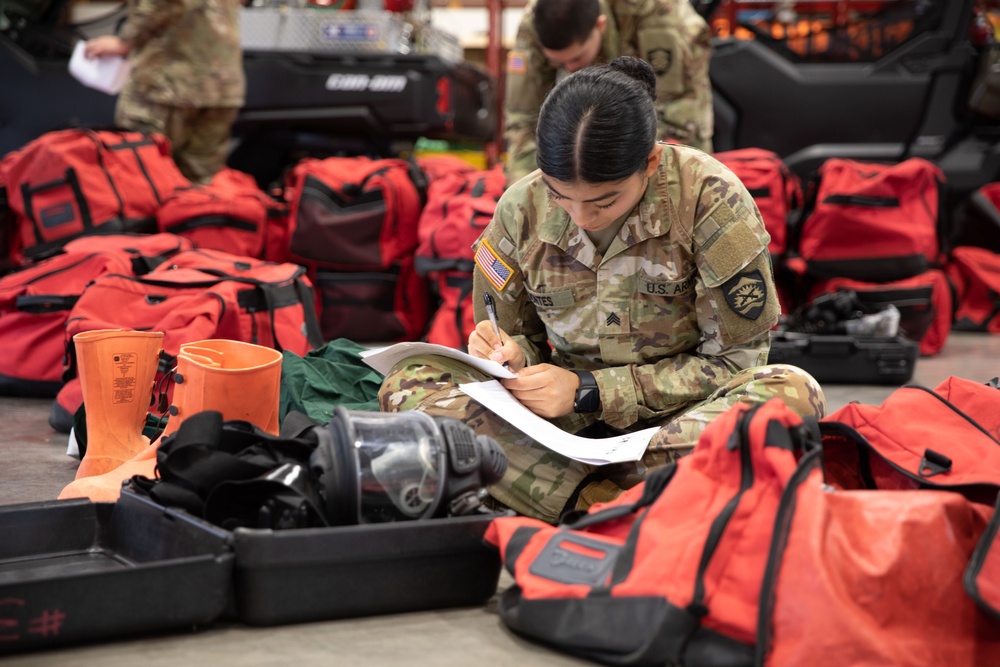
top-left (3, 1), bottom-right (1000, 665)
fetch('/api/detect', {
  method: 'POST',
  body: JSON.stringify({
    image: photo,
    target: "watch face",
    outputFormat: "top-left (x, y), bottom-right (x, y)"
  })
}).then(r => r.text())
top-left (575, 387), bottom-right (600, 413)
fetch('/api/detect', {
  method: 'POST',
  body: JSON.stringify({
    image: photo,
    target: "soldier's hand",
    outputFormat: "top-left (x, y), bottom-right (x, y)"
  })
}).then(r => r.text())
top-left (85, 36), bottom-right (130, 59)
top-left (468, 321), bottom-right (526, 371)
top-left (501, 364), bottom-right (577, 418)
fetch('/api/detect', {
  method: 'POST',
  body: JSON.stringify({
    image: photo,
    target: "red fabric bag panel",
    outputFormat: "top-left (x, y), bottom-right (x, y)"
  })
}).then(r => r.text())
top-left (798, 157), bottom-right (943, 281)
top-left (285, 156), bottom-right (425, 271)
top-left (0, 233), bottom-right (191, 397)
top-left (314, 256), bottom-right (431, 343)
top-left (157, 168), bottom-right (286, 260)
top-left (948, 245), bottom-right (1000, 333)
top-left (0, 129), bottom-right (188, 264)
top-left (424, 272), bottom-right (476, 349)
top-left (414, 165), bottom-right (504, 276)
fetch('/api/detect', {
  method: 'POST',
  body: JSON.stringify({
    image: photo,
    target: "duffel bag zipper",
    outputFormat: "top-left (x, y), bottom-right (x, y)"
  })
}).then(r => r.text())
top-left (822, 194), bottom-right (900, 207)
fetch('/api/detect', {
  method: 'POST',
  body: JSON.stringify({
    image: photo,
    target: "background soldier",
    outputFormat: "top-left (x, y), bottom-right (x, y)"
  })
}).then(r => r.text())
top-left (83, 0), bottom-right (245, 184)
top-left (504, 0), bottom-right (714, 184)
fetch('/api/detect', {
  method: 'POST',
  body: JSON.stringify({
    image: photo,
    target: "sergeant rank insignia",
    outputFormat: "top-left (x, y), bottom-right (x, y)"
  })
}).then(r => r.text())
top-left (723, 269), bottom-right (766, 320)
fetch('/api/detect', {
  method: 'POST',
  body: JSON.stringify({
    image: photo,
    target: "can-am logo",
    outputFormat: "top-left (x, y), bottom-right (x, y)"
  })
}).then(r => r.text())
top-left (325, 74), bottom-right (408, 93)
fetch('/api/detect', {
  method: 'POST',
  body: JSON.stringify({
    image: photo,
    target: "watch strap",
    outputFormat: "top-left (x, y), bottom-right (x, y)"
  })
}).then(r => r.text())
top-left (571, 370), bottom-right (600, 413)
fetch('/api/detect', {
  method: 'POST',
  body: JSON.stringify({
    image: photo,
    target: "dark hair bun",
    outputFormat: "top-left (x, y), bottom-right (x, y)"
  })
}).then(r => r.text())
top-left (609, 56), bottom-right (656, 101)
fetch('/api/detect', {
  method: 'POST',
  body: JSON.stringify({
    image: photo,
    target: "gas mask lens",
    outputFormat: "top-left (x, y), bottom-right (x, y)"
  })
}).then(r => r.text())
top-left (351, 411), bottom-right (446, 523)
top-left (315, 407), bottom-right (508, 526)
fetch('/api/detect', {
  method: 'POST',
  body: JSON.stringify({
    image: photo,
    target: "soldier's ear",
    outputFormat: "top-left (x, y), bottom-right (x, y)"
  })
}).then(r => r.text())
top-left (595, 15), bottom-right (607, 36)
top-left (643, 143), bottom-right (664, 178)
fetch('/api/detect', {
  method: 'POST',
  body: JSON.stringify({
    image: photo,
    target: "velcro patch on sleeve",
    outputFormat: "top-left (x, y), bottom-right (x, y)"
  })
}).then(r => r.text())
top-left (699, 218), bottom-right (764, 286)
top-left (475, 239), bottom-right (515, 292)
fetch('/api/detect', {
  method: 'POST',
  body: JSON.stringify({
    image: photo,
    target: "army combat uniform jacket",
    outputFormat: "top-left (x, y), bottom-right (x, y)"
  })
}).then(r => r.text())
top-left (504, 0), bottom-right (714, 184)
top-left (120, 0), bottom-right (245, 108)
top-left (474, 144), bottom-right (777, 431)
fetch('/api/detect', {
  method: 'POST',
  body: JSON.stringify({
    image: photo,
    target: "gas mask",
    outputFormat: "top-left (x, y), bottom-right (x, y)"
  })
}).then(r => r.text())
top-left (311, 407), bottom-right (509, 525)
top-left (133, 408), bottom-right (508, 531)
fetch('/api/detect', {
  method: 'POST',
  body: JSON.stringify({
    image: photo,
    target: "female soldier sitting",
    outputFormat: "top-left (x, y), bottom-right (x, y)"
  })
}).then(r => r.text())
top-left (379, 56), bottom-right (825, 523)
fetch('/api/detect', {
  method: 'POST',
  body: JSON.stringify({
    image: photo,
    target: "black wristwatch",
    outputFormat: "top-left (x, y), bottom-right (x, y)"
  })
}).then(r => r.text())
top-left (571, 370), bottom-right (601, 413)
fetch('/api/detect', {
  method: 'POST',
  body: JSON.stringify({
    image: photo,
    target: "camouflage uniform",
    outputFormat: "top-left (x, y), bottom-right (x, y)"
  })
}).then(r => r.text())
top-left (504, 0), bottom-right (714, 184)
top-left (115, 0), bottom-right (245, 183)
top-left (380, 145), bottom-right (826, 523)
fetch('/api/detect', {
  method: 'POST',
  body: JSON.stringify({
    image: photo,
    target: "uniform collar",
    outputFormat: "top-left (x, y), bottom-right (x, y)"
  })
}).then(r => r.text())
top-left (535, 159), bottom-right (674, 265)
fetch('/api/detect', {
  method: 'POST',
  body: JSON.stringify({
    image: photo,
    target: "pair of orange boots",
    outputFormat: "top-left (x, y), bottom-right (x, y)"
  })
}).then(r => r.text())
top-left (58, 330), bottom-right (284, 503)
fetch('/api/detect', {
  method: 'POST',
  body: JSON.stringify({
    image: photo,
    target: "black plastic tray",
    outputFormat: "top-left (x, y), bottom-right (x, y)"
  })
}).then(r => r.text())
top-left (768, 331), bottom-right (919, 385)
top-left (0, 491), bottom-right (233, 653)
top-left (231, 513), bottom-right (502, 626)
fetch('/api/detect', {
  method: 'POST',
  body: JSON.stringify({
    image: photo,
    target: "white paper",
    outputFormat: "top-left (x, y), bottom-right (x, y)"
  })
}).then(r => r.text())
top-left (360, 342), bottom-right (517, 379)
top-left (68, 41), bottom-right (131, 95)
top-left (459, 380), bottom-right (657, 465)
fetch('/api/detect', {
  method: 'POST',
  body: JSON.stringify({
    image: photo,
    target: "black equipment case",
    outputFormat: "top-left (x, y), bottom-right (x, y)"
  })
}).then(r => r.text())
top-left (0, 488), bottom-right (502, 652)
top-left (768, 331), bottom-right (919, 385)
top-left (0, 491), bottom-right (233, 654)
top-left (231, 513), bottom-right (501, 626)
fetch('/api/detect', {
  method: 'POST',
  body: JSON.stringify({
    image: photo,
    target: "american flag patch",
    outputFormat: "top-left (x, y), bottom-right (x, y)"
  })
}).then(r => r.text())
top-left (474, 240), bottom-right (514, 291)
top-left (507, 51), bottom-right (526, 74)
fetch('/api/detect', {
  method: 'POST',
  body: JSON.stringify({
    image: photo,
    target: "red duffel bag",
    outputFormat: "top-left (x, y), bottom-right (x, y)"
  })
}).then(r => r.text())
top-left (0, 233), bottom-right (191, 397)
top-left (797, 157), bottom-right (944, 281)
top-left (487, 396), bottom-right (1000, 666)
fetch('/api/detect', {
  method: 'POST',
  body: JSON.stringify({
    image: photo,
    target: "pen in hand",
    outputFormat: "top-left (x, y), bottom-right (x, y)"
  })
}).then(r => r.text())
top-left (482, 292), bottom-right (509, 368)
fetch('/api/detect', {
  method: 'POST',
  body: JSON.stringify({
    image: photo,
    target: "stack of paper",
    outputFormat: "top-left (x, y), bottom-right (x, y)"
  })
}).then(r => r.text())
top-left (360, 341), bottom-right (656, 465)
top-left (68, 40), bottom-right (130, 95)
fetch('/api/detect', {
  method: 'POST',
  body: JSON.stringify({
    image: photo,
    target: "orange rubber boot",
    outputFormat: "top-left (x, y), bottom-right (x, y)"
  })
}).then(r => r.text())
top-left (69, 329), bottom-right (164, 480)
top-left (59, 339), bottom-right (283, 503)
top-left (157, 339), bottom-right (284, 441)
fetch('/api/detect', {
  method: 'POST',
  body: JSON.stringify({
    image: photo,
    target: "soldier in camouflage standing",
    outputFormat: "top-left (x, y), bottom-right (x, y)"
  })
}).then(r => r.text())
top-left (504, 0), bottom-right (713, 185)
top-left (380, 57), bottom-right (825, 524)
top-left (83, 0), bottom-right (245, 184)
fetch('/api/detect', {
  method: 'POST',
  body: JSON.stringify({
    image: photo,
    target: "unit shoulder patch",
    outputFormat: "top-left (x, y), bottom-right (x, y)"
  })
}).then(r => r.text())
top-left (647, 48), bottom-right (673, 77)
top-left (722, 269), bottom-right (767, 320)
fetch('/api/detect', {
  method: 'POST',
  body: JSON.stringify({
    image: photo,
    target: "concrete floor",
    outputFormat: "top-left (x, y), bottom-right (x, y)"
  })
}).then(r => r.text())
top-left (2, 331), bottom-right (1000, 666)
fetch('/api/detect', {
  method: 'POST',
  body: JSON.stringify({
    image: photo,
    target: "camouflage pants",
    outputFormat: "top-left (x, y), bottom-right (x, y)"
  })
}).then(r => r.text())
top-left (379, 355), bottom-right (825, 524)
top-left (116, 86), bottom-right (239, 184)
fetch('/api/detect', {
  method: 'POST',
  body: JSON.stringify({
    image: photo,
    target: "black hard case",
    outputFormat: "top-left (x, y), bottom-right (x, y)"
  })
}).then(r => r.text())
top-left (0, 492), bottom-right (233, 654)
top-left (768, 331), bottom-right (919, 385)
top-left (231, 513), bottom-right (501, 626)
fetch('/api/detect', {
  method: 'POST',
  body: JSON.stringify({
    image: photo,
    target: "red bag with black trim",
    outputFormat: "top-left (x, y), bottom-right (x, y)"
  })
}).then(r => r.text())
top-left (415, 154), bottom-right (475, 185)
top-left (49, 248), bottom-right (324, 432)
top-left (414, 165), bottom-right (505, 347)
top-left (487, 396), bottom-right (1000, 666)
top-left (947, 245), bottom-right (1000, 333)
top-left (156, 167), bottom-right (288, 260)
top-left (819, 376), bottom-right (1000, 638)
top-left (423, 271), bottom-right (477, 349)
top-left (807, 269), bottom-right (952, 355)
top-left (797, 157), bottom-right (944, 281)
top-left (313, 256), bottom-right (431, 343)
top-left (0, 233), bottom-right (191, 398)
top-left (714, 148), bottom-right (801, 258)
top-left (0, 129), bottom-right (188, 265)
top-left (284, 156), bottom-right (426, 271)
